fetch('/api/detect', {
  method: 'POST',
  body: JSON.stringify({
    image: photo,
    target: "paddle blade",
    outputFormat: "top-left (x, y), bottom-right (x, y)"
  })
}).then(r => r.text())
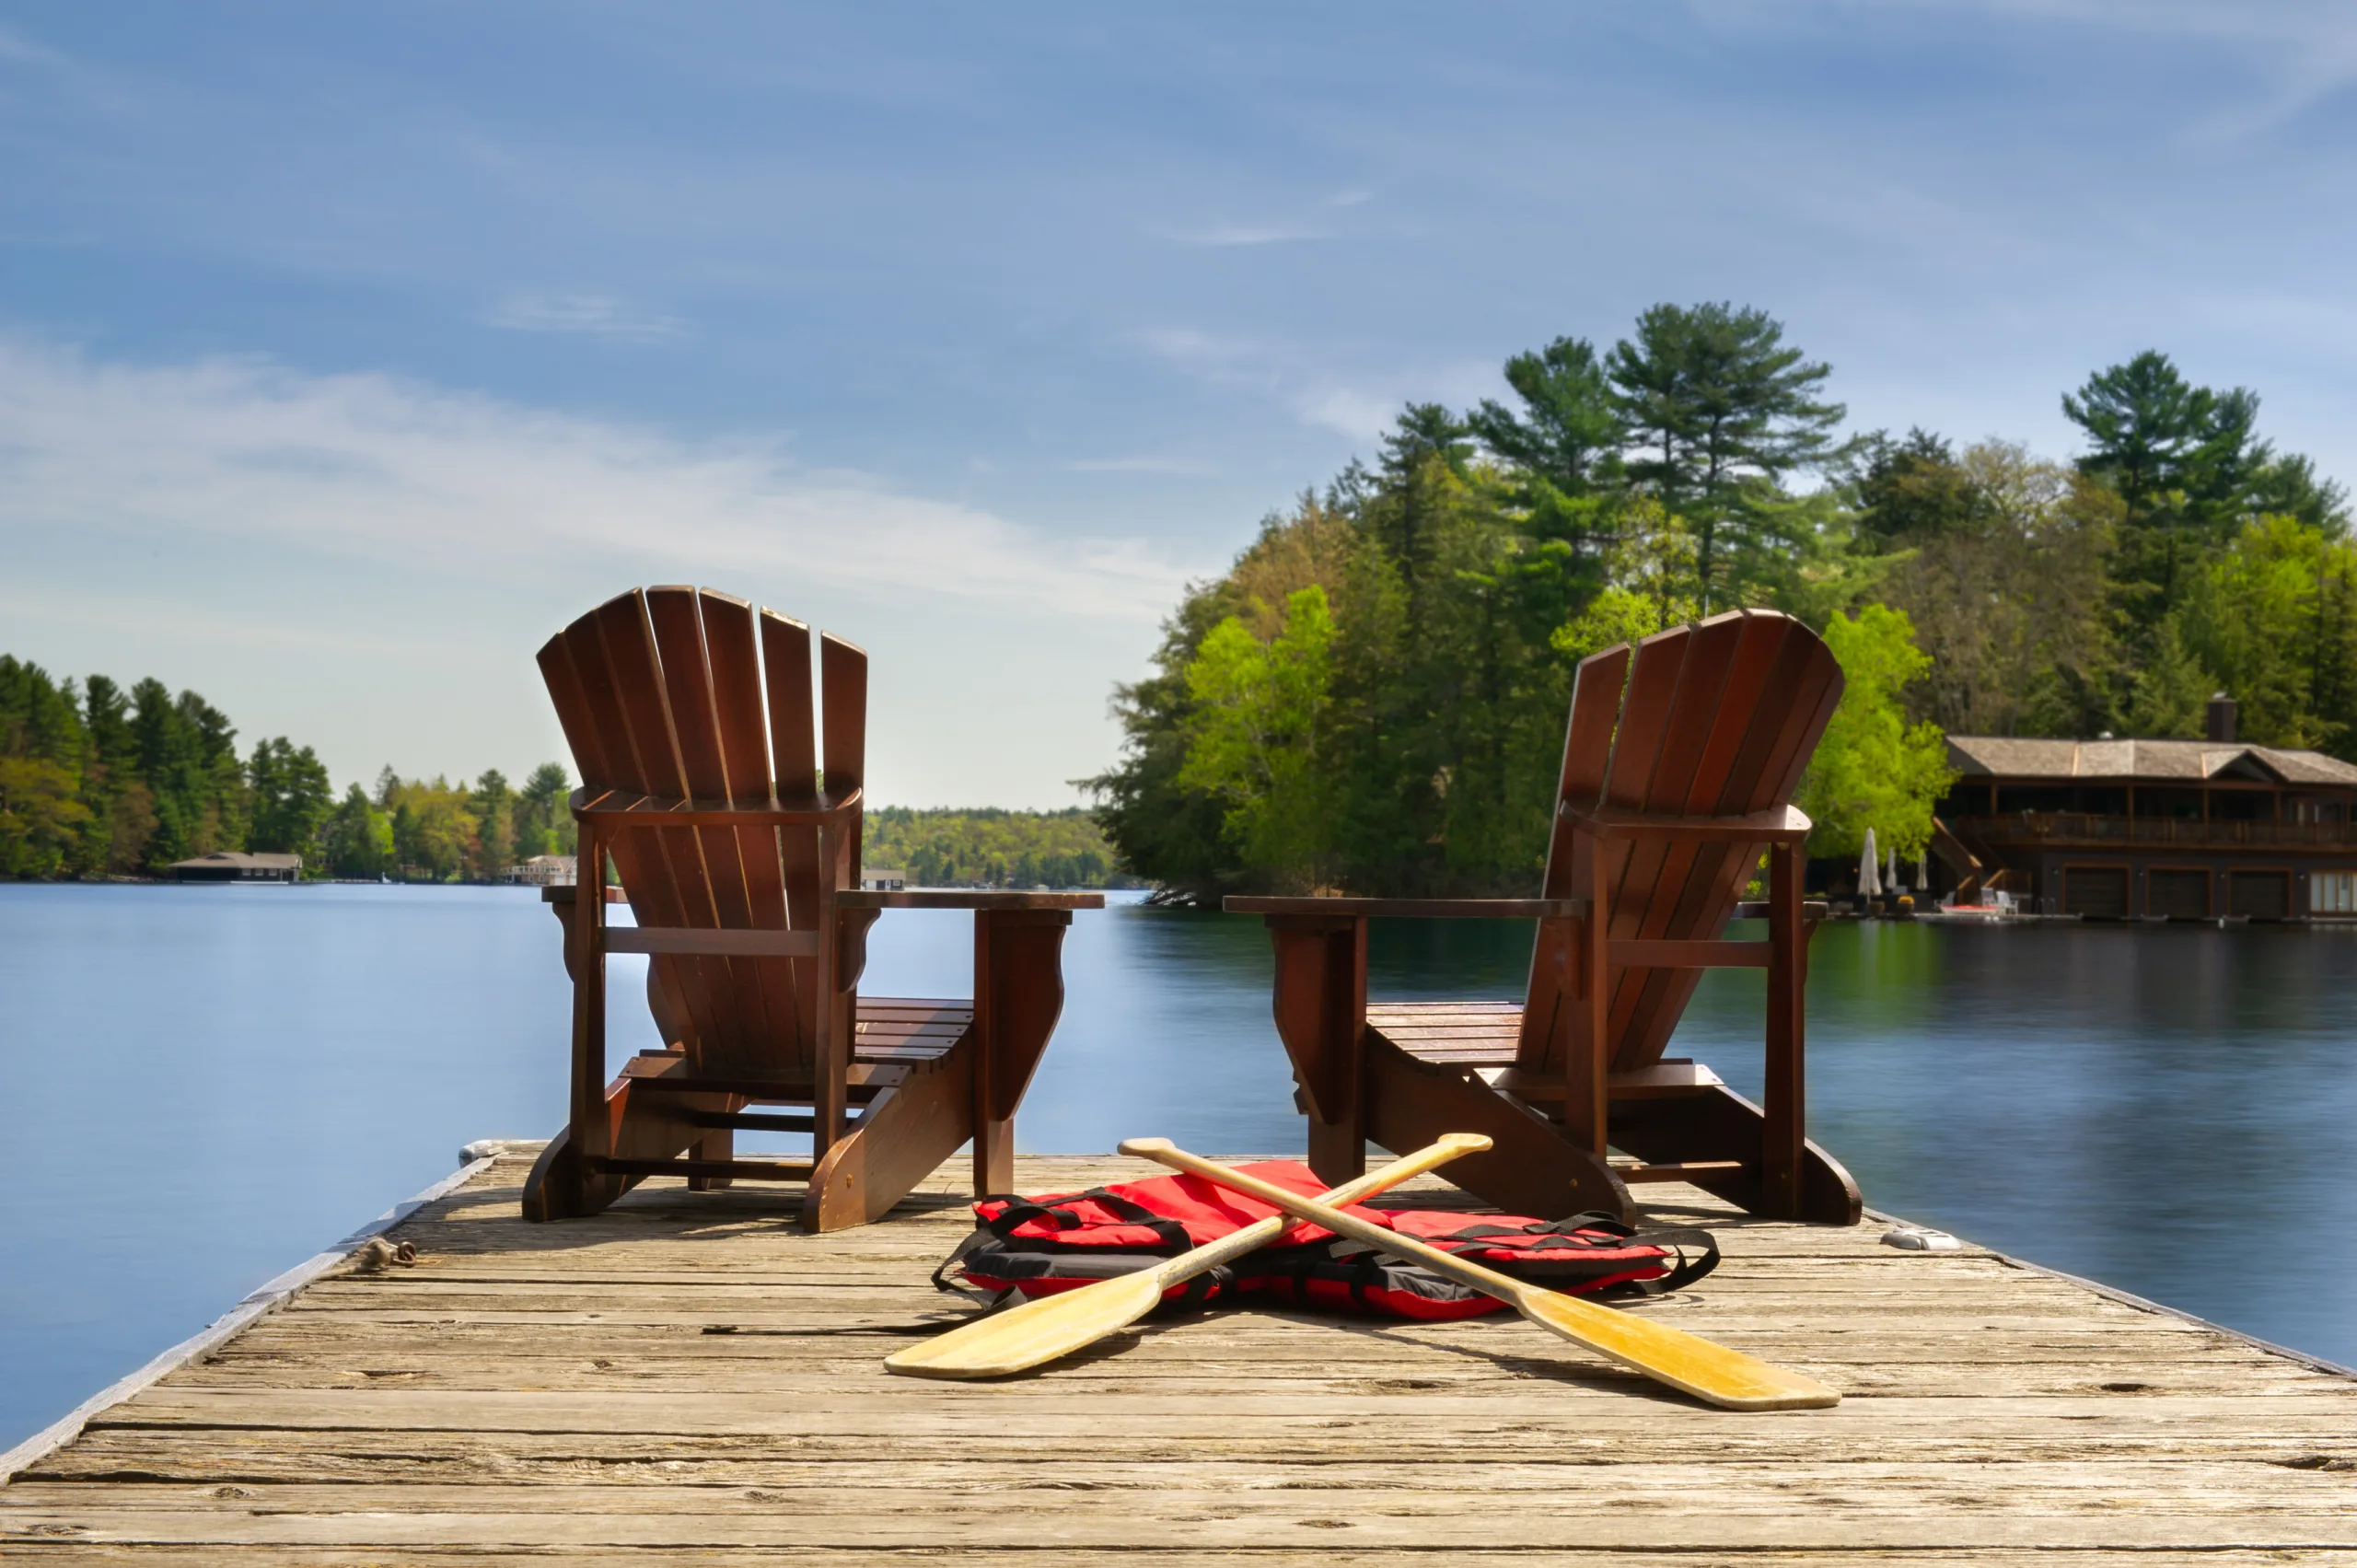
top-left (885, 1270), bottom-right (1169, 1380)
top-left (1518, 1288), bottom-right (1839, 1411)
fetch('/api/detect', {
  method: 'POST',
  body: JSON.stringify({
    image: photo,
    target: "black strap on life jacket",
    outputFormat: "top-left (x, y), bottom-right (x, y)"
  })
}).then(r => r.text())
top-left (928, 1225), bottom-right (1020, 1308)
top-left (979, 1187), bottom-right (1196, 1254)
top-left (1421, 1212), bottom-right (1720, 1295)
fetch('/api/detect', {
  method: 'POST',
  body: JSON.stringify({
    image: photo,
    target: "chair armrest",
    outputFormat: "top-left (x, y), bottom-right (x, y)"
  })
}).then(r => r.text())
top-left (837, 889), bottom-right (1105, 911)
top-left (542, 885), bottom-right (627, 904)
top-left (1566, 803), bottom-right (1811, 844)
top-left (1732, 900), bottom-right (1831, 921)
top-left (1225, 896), bottom-right (1587, 919)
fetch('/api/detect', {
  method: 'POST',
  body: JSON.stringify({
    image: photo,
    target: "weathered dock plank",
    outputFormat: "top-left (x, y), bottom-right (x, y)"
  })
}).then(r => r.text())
top-left (6, 1145), bottom-right (2356, 1562)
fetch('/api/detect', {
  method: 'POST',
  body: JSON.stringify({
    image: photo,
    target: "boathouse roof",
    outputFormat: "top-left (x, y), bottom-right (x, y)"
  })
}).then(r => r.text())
top-left (1945, 735), bottom-right (2357, 786)
top-left (166, 851), bottom-right (305, 873)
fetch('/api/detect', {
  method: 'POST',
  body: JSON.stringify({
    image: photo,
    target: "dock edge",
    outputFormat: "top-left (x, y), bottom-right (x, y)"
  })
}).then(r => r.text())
top-left (0, 1146), bottom-right (505, 1486)
top-left (1863, 1205), bottom-right (2357, 1381)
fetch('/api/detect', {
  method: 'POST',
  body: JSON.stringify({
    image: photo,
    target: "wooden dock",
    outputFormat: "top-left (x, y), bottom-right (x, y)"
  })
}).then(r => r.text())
top-left (7, 1144), bottom-right (2357, 1562)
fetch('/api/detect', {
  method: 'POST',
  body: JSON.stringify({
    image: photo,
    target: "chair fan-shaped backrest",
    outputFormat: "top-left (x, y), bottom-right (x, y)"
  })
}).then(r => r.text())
top-left (536, 586), bottom-right (867, 1077)
top-left (1519, 609), bottom-right (1843, 1075)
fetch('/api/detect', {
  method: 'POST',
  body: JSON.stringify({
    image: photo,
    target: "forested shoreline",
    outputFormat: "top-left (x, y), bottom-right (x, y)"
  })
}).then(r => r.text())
top-left (865, 807), bottom-right (1139, 890)
top-left (0, 660), bottom-right (579, 882)
top-left (0, 664), bottom-right (1129, 887)
top-left (1089, 305), bottom-right (2354, 901)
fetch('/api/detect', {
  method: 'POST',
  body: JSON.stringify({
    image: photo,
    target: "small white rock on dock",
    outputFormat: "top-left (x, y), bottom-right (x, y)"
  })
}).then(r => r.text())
top-left (6, 1144), bottom-right (2356, 1563)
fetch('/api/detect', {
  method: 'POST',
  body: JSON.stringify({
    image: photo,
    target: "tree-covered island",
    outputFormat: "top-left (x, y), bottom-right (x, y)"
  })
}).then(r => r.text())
top-left (1089, 306), bottom-right (2352, 900)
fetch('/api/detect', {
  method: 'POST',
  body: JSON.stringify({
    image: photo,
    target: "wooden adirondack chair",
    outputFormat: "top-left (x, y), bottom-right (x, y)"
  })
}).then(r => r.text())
top-left (526, 586), bottom-right (1101, 1231)
top-left (1227, 608), bottom-right (1863, 1225)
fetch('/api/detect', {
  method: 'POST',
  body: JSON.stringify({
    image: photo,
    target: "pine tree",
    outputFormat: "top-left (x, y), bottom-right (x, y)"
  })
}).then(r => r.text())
top-left (1606, 303), bottom-right (1848, 611)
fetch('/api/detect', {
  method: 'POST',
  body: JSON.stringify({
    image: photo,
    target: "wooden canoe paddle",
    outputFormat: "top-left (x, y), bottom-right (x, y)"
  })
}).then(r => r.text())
top-left (886, 1133), bottom-right (1493, 1380)
top-left (1119, 1138), bottom-right (1840, 1411)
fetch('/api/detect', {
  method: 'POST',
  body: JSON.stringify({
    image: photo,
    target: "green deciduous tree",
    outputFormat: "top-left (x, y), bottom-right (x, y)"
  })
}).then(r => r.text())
top-left (1794, 605), bottom-right (1956, 862)
top-left (1177, 586), bottom-right (1338, 887)
top-left (2177, 513), bottom-right (2357, 754)
top-left (1875, 441), bottom-right (2121, 738)
top-left (0, 756), bottom-right (92, 878)
top-left (384, 775), bottom-right (480, 881)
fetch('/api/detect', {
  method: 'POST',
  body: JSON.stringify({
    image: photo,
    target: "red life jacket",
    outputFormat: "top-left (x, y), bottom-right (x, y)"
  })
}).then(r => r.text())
top-left (936, 1160), bottom-right (1719, 1321)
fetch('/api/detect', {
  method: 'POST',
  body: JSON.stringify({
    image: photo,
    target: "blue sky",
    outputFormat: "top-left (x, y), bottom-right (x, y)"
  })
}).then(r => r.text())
top-left (5, 3), bottom-right (2355, 805)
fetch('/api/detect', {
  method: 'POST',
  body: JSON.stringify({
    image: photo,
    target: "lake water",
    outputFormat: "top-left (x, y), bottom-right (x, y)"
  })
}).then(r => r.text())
top-left (5, 883), bottom-right (2355, 1448)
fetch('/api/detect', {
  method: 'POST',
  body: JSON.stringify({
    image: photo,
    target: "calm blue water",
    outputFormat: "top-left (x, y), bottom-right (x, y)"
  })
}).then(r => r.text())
top-left (4, 884), bottom-right (2355, 1447)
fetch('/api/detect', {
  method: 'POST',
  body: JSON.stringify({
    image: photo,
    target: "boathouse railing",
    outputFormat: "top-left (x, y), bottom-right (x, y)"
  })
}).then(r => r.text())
top-left (1954, 811), bottom-right (2357, 849)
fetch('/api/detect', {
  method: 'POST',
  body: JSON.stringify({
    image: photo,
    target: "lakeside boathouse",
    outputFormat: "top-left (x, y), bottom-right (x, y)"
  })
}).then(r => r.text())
top-left (1938, 696), bottom-right (2357, 920)
top-left (163, 851), bottom-right (302, 884)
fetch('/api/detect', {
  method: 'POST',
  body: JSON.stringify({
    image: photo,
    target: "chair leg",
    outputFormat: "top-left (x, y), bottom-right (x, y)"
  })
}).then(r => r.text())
top-left (1361, 1031), bottom-right (1633, 1223)
top-left (521, 1125), bottom-right (586, 1222)
top-left (968, 909), bottom-right (1073, 1201)
top-left (1609, 1085), bottom-right (1862, 1225)
top-left (803, 1040), bottom-right (978, 1232)
top-left (686, 1124), bottom-right (734, 1191)
top-left (1263, 914), bottom-right (1369, 1189)
top-left (522, 1119), bottom-right (633, 1223)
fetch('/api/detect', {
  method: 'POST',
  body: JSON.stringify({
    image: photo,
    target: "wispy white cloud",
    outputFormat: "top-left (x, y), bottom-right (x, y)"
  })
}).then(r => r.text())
top-left (1290, 388), bottom-right (1398, 442)
top-left (1062, 456), bottom-right (1210, 474)
top-left (484, 292), bottom-right (685, 341)
top-left (1128, 326), bottom-right (1477, 443)
top-left (0, 583), bottom-right (491, 668)
top-left (1157, 220), bottom-right (1329, 248)
top-left (1829, 0), bottom-right (2357, 140)
top-left (0, 339), bottom-right (1191, 623)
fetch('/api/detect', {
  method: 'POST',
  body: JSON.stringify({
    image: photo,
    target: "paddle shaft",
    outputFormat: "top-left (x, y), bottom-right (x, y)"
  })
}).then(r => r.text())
top-left (1120, 1139), bottom-right (1840, 1411)
top-left (884, 1133), bottom-right (1492, 1379)
top-left (1122, 1140), bottom-right (1576, 1308)
top-left (1138, 1134), bottom-right (1489, 1289)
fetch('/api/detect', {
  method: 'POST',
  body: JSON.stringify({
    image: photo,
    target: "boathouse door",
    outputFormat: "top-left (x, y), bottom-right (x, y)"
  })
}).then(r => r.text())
top-left (2148, 868), bottom-right (2210, 920)
top-left (2063, 865), bottom-right (2129, 918)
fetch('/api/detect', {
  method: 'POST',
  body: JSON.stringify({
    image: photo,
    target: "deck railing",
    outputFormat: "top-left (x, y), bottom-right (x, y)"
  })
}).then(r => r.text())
top-left (1954, 812), bottom-right (2357, 848)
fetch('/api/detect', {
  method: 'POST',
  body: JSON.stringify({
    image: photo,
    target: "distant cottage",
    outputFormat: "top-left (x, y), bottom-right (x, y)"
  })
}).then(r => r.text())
top-left (167, 851), bottom-right (302, 884)
top-left (859, 868), bottom-right (908, 891)
top-left (1938, 695), bottom-right (2357, 920)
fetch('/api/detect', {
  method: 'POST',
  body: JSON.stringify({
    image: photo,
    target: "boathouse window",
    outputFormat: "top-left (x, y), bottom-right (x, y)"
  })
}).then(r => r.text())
top-left (2136, 788), bottom-right (2205, 821)
top-left (2211, 791), bottom-right (2270, 823)
top-left (2314, 873), bottom-right (2356, 915)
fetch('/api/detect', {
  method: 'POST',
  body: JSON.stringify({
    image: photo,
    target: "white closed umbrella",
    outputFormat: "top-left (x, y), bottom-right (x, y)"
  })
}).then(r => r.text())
top-left (1858, 827), bottom-right (1881, 899)
top-left (1915, 854), bottom-right (1929, 892)
top-left (1886, 842), bottom-right (1899, 895)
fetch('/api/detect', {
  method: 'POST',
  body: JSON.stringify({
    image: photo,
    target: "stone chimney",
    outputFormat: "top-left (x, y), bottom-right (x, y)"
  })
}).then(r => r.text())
top-left (2206, 692), bottom-right (2237, 744)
